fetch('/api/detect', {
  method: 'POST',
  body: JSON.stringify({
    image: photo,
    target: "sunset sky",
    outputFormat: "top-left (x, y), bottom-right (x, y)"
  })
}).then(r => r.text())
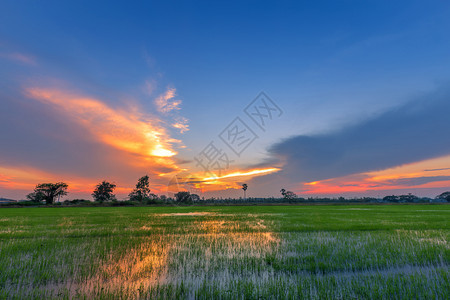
top-left (1, 1), bottom-right (450, 200)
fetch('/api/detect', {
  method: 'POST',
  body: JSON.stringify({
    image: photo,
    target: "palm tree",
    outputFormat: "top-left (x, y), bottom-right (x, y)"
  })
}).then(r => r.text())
top-left (242, 184), bottom-right (248, 200)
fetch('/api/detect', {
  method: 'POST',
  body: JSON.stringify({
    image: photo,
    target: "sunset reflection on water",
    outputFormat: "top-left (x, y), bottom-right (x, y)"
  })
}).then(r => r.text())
top-left (76, 215), bottom-right (279, 297)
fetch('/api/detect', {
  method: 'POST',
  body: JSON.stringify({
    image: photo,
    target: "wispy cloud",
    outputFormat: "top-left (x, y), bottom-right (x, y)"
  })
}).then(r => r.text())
top-left (154, 87), bottom-right (190, 134)
top-left (0, 52), bottom-right (37, 66)
top-left (154, 87), bottom-right (181, 113)
top-left (424, 167), bottom-right (450, 172)
top-left (172, 117), bottom-right (189, 133)
top-left (143, 79), bottom-right (157, 96)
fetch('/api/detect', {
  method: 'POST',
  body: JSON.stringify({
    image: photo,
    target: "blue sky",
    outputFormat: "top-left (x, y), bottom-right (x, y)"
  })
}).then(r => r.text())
top-left (1, 1), bottom-right (450, 199)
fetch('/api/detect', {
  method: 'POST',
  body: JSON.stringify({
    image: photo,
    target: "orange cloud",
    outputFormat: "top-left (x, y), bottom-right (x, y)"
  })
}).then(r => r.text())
top-left (26, 87), bottom-right (180, 168)
top-left (366, 155), bottom-right (450, 181)
top-left (0, 165), bottom-right (104, 195)
top-left (300, 155), bottom-right (450, 195)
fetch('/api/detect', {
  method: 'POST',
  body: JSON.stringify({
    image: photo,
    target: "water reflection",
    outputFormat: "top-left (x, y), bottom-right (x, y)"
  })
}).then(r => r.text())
top-left (74, 217), bottom-right (279, 297)
top-left (79, 239), bottom-right (169, 296)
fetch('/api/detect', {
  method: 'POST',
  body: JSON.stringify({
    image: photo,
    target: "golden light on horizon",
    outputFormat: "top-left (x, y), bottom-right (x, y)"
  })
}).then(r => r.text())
top-left (305, 181), bottom-right (319, 186)
top-left (163, 167), bottom-right (281, 194)
top-left (202, 168), bottom-right (280, 181)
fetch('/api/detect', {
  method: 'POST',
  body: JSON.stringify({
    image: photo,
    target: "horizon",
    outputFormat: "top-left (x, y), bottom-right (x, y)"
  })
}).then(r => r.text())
top-left (2, 1), bottom-right (450, 200)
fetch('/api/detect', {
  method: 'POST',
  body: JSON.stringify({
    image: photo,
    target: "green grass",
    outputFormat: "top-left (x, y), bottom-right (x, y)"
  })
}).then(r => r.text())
top-left (0, 205), bottom-right (448, 299)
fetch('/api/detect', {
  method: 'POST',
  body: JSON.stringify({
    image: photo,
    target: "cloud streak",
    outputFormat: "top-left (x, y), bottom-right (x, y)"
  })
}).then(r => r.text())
top-left (0, 52), bottom-right (37, 66)
top-left (384, 175), bottom-right (450, 187)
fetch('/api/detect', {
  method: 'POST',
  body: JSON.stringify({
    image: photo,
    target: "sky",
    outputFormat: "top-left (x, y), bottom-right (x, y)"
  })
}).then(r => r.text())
top-left (1, 0), bottom-right (450, 200)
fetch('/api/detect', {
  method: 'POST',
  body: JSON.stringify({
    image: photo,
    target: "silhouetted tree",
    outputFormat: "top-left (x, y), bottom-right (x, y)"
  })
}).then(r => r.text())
top-left (383, 195), bottom-right (399, 202)
top-left (92, 181), bottom-right (116, 203)
top-left (436, 191), bottom-right (450, 202)
top-left (175, 191), bottom-right (193, 204)
top-left (399, 193), bottom-right (419, 203)
top-left (285, 191), bottom-right (297, 200)
top-left (26, 191), bottom-right (45, 203)
top-left (280, 188), bottom-right (297, 200)
top-left (30, 182), bottom-right (68, 204)
top-left (242, 184), bottom-right (248, 199)
top-left (129, 175), bottom-right (151, 202)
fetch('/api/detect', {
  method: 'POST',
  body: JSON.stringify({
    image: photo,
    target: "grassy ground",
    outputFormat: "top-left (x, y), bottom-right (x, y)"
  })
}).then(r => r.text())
top-left (0, 205), bottom-right (448, 299)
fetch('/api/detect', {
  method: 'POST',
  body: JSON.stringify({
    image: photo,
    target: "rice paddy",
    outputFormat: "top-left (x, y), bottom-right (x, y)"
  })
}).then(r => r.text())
top-left (0, 205), bottom-right (448, 299)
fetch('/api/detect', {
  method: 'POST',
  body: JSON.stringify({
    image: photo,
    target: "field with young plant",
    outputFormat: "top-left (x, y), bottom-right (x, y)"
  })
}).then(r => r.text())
top-left (0, 205), bottom-right (448, 299)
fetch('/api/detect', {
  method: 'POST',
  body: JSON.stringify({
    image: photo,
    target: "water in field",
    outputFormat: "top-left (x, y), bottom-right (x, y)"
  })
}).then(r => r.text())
top-left (0, 205), bottom-right (448, 299)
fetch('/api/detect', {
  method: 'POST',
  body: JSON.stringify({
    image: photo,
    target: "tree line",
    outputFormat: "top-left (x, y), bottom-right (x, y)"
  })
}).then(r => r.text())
top-left (25, 175), bottom-right (197, 205)
top-left (22, 177), bottom-right (450, 206)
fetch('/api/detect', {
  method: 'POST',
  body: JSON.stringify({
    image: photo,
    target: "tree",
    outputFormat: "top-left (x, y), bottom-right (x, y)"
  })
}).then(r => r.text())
top-left (26, 190), bottom-right (45, 203)
top-left (281, 189), bottom-right (297, 200)
top-left (31, 182), bottom-right (68, 204)
top-left (436, 191), bottom-right (450, 202)
top-left (129, 175), bottom-right (151, 202)
top-left (399, 193), bottom-right (419, 203)
top-left (383, 195), bottom-right (399, 203)
top-left (191, 194), bottom-right (200, 202)
top-left (242, 184), bottom-right (248, 199)
top-left (175, 191), bottom-right (193, 204)
top-left (92, 181), bottom-right (116, 203)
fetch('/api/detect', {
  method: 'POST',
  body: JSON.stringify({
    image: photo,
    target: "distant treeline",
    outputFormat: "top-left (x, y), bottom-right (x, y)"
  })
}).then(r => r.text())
top-left (1, 193), bottom-right (449, 207)
top-left (191, 194), bottom-right (449, 205)
top-left (2, 175), bottom-right (449, 207)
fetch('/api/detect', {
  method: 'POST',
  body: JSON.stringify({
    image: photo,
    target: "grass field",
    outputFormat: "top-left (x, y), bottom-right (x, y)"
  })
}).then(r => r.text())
top-left (0, 204), bottom-right (448, 299)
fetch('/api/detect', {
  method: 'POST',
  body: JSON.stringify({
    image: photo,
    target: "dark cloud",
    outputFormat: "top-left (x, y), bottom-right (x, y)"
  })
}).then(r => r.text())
top-left (267, 86), bottom-right (450, 182)
top-left (424, 167), bottom-right (450, 172)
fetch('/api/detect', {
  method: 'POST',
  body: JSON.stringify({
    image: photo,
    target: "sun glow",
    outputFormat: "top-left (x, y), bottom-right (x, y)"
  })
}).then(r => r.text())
top-left (305, 181), bottom-right (319, 186)
top-left (202, 168), bottom-right (280, 181)
top-left (151, 146), bottom-right (176, 157)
